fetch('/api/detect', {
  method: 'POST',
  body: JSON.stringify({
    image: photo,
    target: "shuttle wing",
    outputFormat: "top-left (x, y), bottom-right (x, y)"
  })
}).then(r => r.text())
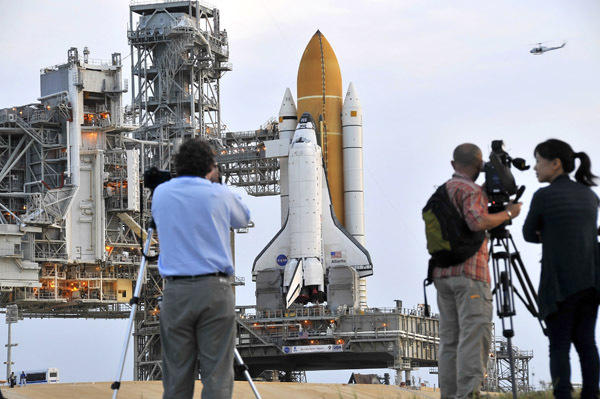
top-left (320, 169), bottom-right (373, 277)
top-left (252, 217), bottom-right (290, 280)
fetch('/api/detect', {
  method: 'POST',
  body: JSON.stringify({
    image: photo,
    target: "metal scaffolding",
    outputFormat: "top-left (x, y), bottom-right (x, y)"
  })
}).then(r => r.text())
top-left (0, 0), bottom-right (276, 383)
top-left (0, 48), bottom-right (141, 319)
top-left (126, 0), bottom-right (233, 380)
top-left (484, 336), bottom-right (534, 393)
top-left (219, 118), bottom-right (281, 197)
top-left (235, 304), bottom-right (439, 385)
top-left (128, 0), bottom-right (231, 169)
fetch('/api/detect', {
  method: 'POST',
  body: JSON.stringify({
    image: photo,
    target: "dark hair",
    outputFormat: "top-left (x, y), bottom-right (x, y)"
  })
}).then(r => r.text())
top-left (174, 138), bottom-right (215, 177)
top-left (534, 139), bottom-right (597, 186)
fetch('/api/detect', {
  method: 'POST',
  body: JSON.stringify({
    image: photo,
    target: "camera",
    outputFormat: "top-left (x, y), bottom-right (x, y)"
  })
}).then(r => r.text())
top-left (484, 140), bottom-right (529, 214)
top-left (144, 167), bottom-right (171, 193)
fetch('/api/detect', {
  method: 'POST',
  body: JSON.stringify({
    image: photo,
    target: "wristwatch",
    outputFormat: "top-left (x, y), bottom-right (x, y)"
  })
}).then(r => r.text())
top-left (506, 210), bottom-right (513, 220)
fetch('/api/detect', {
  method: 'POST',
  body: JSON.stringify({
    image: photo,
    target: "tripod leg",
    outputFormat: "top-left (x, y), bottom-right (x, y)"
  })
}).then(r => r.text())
top-left (490, 237), bottom-right (519, 397)
top-left (111, 227), bottom-right (154, 399)
top-left (506, 337), bottom-right (519, 399)
top-left (234, 348), bottom-right (262, 399)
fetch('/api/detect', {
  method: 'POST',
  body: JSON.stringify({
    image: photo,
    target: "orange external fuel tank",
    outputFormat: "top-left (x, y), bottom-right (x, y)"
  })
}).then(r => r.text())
top-left (296, 30), bottom-right (345, 226)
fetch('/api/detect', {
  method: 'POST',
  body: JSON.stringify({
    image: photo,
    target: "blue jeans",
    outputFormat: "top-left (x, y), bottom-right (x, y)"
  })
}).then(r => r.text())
top-left (545, 289), bottom-right (600, 399)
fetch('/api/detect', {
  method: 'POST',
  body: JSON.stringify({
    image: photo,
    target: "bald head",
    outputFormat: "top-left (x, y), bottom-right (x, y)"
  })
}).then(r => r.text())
top-left (452, 143), bottom-right (483, 181)
top-left (453, 143), bottom-right (482, 167)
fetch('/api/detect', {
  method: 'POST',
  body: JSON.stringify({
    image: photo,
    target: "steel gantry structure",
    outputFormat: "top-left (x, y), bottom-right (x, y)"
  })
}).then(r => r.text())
top-left (0, 0), bottom-right (239, 382)
top-left (127, 0), bottom-right (236, 380)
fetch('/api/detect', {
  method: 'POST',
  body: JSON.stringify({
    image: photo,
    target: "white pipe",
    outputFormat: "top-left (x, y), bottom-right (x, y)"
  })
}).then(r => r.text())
top-left (122, 137), bottom-right (163, 146)
top-left (67, 65), bottom-right (80, 187)
top-left (66, 120), bottom-right (71, 178)
top-left (37, 90), bottom-right (69, 102)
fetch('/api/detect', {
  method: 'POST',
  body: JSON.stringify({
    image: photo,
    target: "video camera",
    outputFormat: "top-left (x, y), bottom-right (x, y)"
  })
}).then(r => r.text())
top-left (484, 140), bottom-right (529, 214)
top-left (144, 167), bottom-right (171, 193)
top-left (143, 162), bottom-right (224, 191)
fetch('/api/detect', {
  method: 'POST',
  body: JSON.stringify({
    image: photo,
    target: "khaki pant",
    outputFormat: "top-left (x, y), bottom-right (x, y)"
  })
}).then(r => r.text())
top-left (434, 276), bottom-right (492, 399)
top-left (160, 276), bottom-right (235, 399)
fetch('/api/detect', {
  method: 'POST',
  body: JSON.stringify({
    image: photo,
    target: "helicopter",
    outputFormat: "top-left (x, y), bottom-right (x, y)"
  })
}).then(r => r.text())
top-left (530, 41), bottom-right (566, 55)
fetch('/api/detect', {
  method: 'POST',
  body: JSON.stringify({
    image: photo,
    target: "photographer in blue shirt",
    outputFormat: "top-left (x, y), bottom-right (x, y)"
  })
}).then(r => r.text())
top-left (152, 138), bottom-right (251, 399)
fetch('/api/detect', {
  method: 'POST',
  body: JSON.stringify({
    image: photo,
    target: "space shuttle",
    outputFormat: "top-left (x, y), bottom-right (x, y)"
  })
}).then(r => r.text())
top-left (253, 31), bottom-right (372, 311)
top-left (253, 112), bottom-right (372, 309)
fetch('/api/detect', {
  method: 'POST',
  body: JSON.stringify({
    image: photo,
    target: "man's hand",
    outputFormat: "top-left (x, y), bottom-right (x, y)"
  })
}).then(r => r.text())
top-left (475, 201), bottom-right (523, 231)
top-left (506, 201), bottom-right (522, 219)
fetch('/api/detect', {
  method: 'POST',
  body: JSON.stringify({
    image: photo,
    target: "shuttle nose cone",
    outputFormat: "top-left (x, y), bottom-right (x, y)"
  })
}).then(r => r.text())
top-left (279, 87), bottom-right (297, 122)
top-left (342, 82), bottom-right (362, 126)
top-left (344, 82), bottom-right (359, 104)
top-left (299, 112), bottom-right (315, 125)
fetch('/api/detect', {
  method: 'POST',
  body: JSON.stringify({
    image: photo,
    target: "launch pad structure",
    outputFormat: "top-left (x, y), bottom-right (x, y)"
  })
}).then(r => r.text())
top-left (0, 0), bottom-right (531, 392)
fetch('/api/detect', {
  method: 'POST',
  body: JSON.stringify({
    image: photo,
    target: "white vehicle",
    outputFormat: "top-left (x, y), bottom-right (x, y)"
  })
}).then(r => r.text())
top-left (22, 368), bottom-right (59, 384)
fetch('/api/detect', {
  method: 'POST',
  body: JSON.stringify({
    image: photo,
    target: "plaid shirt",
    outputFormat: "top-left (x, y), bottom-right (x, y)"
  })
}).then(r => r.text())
top-left (432, 171), bottom-right (490, 284)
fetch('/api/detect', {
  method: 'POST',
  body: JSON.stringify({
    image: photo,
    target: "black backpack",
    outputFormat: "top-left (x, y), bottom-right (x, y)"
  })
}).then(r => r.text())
top-left (421, 183), bottom-right (485, 316)
top-left (422, 183), bottom-right (485, 282)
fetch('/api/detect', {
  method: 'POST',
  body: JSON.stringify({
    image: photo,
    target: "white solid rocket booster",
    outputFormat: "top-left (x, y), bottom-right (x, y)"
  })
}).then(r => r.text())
top-left (278, 88), bottom-right (298, 226)
top-left (342, 82), bottom-right (368, 308)
top-left (342, 82), bottom-right (365, 244)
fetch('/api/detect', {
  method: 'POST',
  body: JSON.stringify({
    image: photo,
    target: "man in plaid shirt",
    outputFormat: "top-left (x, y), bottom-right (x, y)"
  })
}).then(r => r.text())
top-left (434, 143), bottom-right (522, 398)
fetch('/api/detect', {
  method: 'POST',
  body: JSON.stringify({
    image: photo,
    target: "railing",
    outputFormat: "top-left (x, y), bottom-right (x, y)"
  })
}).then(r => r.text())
top-left (21, 290), bottom-right (119, 302)
top-left (244, 306), bottom-right (332, 320)
top-left (241, 306), bottom-right (438, 320)
top-left (29, 110), bottom-right (55, 124)
top-left (75, 271), bottom-right (117, 279)
top-left (40, 271), bottom-right (66, 279)
top-left (223, 130), bottom-right (264, 139)
top-left (41, 57), bottom-right (114, 73)
top-left (14, 116), bottom-right (44, 144)
top-left (110, 254), bottom-right (142, 265)
top-left (37, 291), bottom-right (61, 300)
top-left (34, 251), bottom-right (68, 261)
top-left (130, 0), bottom-right (215, 9)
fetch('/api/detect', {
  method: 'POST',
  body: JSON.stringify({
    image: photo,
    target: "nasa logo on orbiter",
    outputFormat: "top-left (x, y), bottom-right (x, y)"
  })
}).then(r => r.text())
top-left (276, 254), bottom-right (288, 266)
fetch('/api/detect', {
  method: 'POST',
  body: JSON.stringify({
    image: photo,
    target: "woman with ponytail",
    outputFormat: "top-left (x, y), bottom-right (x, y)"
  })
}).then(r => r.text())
top-left (523, 139), bottom-right (600, 399)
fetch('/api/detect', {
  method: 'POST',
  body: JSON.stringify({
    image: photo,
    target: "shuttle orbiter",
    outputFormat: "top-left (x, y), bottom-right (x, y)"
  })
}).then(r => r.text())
top-left (253, 113), bottom-right (372, 309)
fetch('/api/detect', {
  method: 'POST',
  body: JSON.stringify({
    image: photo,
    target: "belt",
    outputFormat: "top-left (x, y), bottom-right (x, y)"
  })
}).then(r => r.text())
top-left (164, 272), bottom-right (229, 281)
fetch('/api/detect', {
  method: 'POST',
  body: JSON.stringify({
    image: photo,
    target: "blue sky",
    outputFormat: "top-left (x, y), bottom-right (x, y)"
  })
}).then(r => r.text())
top-left (1, 0), bottom-right (599, 387)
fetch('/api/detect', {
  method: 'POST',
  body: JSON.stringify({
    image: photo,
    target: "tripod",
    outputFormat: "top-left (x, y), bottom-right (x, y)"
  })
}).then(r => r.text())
top-left (111, 224), bottom-right (262, 399)
top-left (489, 225), bottom-right (545, 399)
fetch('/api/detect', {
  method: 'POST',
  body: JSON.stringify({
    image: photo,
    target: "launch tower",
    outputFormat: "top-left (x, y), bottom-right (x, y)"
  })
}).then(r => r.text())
top-left (127, 0), bottom-right (232, 380)
top-left (128, 0), bottom-right (231, 166)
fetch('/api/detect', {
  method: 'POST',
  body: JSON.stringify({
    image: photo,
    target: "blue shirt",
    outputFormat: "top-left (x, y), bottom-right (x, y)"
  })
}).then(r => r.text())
top-left (151, 176), bottom-right (251, 277)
